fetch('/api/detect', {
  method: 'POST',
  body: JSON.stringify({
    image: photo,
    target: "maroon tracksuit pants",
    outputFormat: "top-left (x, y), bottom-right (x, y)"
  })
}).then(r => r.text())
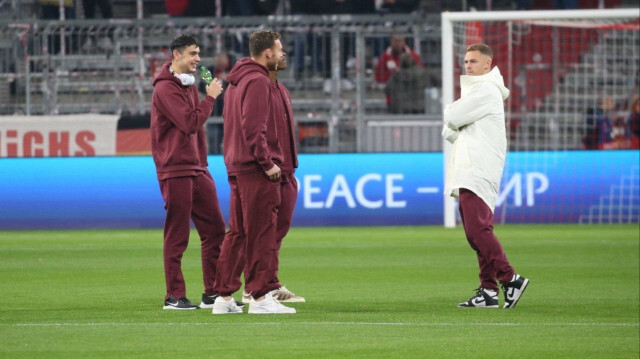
top-left (458, 188), bottom-right (515, 291)
top-left (214, 172), bottom-right (297, 299)
top-left (159, 171), bottom-right (226, 300)
top-left (272, 174), bottom-right (298, 282)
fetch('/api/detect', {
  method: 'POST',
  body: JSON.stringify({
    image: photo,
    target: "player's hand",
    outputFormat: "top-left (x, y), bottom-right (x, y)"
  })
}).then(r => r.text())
top-left (442, 126), bottom-right (460, 144)
top-left (206, 78), bottom-right (223, 99)
top-left (265, 164), bottom-right (281, 182)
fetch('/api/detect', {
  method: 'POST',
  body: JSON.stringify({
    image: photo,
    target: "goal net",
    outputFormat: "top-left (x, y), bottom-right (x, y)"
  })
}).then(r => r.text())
top-left (441, 9), bottom-right (640, 227)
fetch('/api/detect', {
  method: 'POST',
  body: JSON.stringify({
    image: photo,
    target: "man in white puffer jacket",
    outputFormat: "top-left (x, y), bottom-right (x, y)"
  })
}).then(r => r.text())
top-left (442, 44), bottom-right (530, 309)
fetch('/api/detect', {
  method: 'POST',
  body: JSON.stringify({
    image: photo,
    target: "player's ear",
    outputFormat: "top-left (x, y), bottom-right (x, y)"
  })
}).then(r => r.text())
top-left (265, 48), bottom-right (272, 60)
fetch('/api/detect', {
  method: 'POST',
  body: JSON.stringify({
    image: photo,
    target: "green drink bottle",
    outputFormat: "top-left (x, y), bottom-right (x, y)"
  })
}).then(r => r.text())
top-left (200, 66), bottom-right (213, 85)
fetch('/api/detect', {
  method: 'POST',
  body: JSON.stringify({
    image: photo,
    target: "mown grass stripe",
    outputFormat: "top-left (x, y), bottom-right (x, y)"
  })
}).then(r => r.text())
top-left (9, 322), bottom-right (639, 327)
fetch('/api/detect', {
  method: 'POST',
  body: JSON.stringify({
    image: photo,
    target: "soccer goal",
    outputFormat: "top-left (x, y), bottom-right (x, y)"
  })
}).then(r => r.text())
top-left (441, 9), bottom-right (640, 227)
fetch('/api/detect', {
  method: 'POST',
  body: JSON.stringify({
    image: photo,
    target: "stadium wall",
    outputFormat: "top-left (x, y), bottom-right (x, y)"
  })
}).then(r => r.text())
top-left (0, 151), bottom-right (637, 229)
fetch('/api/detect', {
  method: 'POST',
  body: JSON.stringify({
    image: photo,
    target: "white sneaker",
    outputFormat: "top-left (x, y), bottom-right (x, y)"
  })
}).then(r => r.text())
top-left (271, 286), bottom-right (305, 303)
top-left (212, 296), bottom-right (242, 314)
top-left (242, 291), bottom-right (255, 303)
top-left (248, 292), bottom-right (296, 314)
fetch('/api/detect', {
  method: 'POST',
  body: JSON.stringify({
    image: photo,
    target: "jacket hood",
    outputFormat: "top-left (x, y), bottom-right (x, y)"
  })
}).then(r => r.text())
top-left (226, 58), bottom-right (269, 86)
top-left (153, 63), bottom-right (183, 87)
top-left (460, 66), bottom-right (510, 100)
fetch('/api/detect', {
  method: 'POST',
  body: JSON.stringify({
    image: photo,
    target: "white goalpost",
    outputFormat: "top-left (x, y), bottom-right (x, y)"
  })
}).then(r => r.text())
top-left (441, 9), bottom-right (640, 228)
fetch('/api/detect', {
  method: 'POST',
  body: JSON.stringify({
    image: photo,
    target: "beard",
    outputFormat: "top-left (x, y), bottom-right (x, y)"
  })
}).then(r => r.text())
top-left (268, 57), bottom-right (280, 71)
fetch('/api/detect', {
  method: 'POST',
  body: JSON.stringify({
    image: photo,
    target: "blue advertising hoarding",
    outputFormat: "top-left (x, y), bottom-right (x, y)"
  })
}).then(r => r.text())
top-left (0, 151), bottom-right (637, 229)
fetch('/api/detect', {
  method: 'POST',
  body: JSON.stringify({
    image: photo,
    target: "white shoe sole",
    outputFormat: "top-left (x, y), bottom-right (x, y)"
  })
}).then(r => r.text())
top-left (248, 303), bottom-right (296, 314)
top-left (162, 305), bottom-right (198, 310)
top-left (212, 310), bottom-right (242, 314)
top-left (277, 297), bottom-right (306, 303)
top-left (212, 306), bottom-right (242, 314)
top-left (458, 305), bottom-right (499, 308)
top-left (248, 309), bottom-right (296, 314)
top-left (205, 300), bottom-right (245, 309)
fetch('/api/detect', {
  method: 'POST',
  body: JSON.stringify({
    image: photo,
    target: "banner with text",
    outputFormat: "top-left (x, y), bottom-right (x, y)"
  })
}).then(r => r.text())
top-left (0, 114), bottom-right (118, 157)
top-left (0, 151), bottom-right (637, 229)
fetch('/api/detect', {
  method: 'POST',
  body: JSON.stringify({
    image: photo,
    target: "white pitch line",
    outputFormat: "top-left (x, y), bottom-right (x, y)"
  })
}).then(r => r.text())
top-left (6, 322), bottom-right (639, 327)
top-left (417, 187), bottom-right (439, 194)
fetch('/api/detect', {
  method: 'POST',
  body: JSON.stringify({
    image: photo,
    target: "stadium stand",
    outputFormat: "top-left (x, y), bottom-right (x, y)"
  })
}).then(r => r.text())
top-left (1, 2), bottom-right (638, 154)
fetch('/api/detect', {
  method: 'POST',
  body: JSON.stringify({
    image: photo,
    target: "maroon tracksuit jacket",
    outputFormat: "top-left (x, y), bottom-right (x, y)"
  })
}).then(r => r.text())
top-left (222, 58), bottom-right (283, 174)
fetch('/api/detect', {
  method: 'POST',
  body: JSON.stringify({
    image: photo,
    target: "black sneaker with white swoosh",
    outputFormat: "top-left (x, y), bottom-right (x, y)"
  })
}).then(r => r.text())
top-left (163, 295), bottom-right (199, 310)
top-left (501, 274), bottom-right (530, 309)
top-left (458, 287), bottom-right (499, 308)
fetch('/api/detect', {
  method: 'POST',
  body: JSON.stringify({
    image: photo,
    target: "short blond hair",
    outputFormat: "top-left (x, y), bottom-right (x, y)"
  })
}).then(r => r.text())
top-left (466, 43), bottom-right (493, 59)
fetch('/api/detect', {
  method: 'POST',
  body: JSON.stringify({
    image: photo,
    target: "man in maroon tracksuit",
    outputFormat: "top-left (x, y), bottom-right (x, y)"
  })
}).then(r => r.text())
top-left (151, 35), bottom-right (225, 310)
top-left (260, 53), bottom-right (305, 303)
top-left (213, 49), bottom-right (305, 313)
top-left (212, 30), bottom-right (296, 314)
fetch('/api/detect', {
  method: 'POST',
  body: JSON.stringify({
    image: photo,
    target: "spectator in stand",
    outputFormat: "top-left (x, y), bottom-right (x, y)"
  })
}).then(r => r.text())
top-left (385, 53), bottom-right (431, 114)
top-left (372, 1), bottom-right (420, 69)
top-left (375, 34), bottom-right (423, 84)
top-left (166, 0), bottom-right (216, 16)
top-left (375, 34), bottom-right (423, 108)
top-left (626, 96), bottom-right (640, 138)
top-left (583, 96), bottom-right (615, 149)
top-left (165, 0), bottom-right (190, 16)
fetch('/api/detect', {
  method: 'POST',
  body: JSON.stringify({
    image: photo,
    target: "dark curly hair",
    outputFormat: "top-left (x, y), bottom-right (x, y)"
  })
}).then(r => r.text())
top-left (170, 34), bottom-right (201, 54)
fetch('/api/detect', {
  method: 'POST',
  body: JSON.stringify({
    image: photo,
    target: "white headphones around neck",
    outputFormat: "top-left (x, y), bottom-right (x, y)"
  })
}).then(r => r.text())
top-left (170, 66), bottom-right (195, 86)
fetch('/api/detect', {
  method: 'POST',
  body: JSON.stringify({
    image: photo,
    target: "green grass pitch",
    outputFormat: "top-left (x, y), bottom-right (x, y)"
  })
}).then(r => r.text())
top-left (1, 225), bottom-right (638, 358)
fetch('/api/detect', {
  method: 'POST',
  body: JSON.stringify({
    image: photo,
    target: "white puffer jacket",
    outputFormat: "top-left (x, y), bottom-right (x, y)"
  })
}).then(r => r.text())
top-left (442, 66), bottom-right (510, 212)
